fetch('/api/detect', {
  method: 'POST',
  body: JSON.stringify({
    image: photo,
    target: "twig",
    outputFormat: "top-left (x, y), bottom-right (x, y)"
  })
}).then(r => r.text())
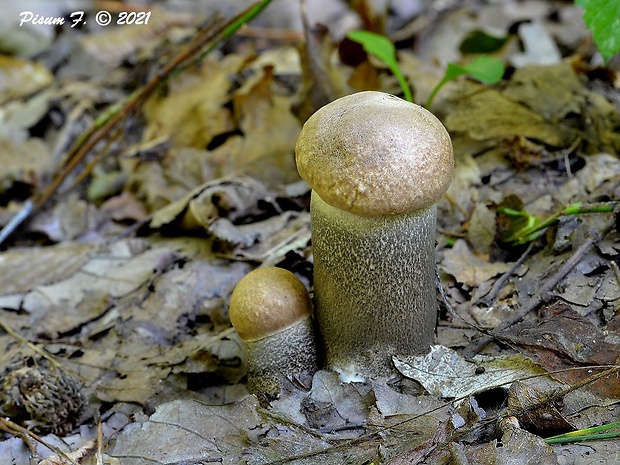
top-left (0, 319), bottom-right (61, 370)
top-left (476, 239), bottom-right (536, 307)
top-left (63, 124), bottom-right (124, 193)
top-left (463, 226), bottom-right (608, 358)
top-left (0, 200), bottom-right (34, 245)
top-left (96, 411), bottom-right (104, 465)
top-left (610, 260), bottom-right (620, 291)
top-left (0, 418), bottom-right (80, 465)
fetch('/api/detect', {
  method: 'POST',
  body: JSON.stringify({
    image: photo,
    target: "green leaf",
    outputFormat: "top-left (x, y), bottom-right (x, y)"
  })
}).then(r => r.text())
top-left (347, 30), bottom-right (413, 102)
top-left (576, 0), bottom-right (620, 60)
top-left (440, 58), bottom-right (504, 86)
top-left (444, 63), bottom-right (468, 81)
top-left (459, 29), bottom-right (509, 54)
top-left (425, 57), bottom-right (504, 109)
top-left (347, 30), bottom-right (397, 66)
top-left (546, 420), bottom-right (620, 444)
top-left (460, 56), bottom-right (505, 83)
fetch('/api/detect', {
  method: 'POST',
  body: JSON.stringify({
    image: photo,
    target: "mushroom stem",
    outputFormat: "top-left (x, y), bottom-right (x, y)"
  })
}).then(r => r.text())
top-left (245, 317), bottom-right (317, 395)
top-left (311, 193), bottom-right (437, 379)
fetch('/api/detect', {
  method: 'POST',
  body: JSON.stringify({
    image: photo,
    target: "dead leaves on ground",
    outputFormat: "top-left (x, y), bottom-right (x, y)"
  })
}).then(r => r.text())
top-left (446, 62), bottom-right (620, 156)
top-left (0, 237), bottom-right (250, 406)
top-left (0, 0), bottom-right (620, 463)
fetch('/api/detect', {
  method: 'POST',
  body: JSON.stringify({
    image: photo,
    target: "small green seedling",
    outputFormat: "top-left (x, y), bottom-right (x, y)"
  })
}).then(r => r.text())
top-left (575, 0), bottom-right (620, 61)
top-left (498, 201), bottom-right (616, 245)
top-left (346, 30), bottom-right (505, 109)
top-left (425, 56), bottom-right (504, 109)
top-left (347, 30), bottom-right (413, 102)
top-left (497, 206), bottom-right (543, 245)
top-left (545, 420), bottom-right (620, 444)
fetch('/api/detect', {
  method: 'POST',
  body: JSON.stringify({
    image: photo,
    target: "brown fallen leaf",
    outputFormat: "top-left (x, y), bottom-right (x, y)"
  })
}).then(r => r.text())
top-left (502, 302), bottom-right (620, 399)
top-left (445, 80), bottom-right (574, 148)
top-left (0, 137), bottom-right (53, 199)
top-left (0, 242), bottom-right (94, 296)
top-left (506, 381), bottom-right (574, 438)
top-left (211, 64), bottom-right (302, 186)
top-left (440, 239), bottom-right (512, 288)
top-left (141, 53), bottom-right (244, 149)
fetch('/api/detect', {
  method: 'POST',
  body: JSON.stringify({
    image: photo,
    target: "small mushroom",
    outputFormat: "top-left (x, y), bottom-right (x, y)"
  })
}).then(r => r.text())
top-left (295, 91), bottom-right (454, 380)
top-left (229, 267), bottom-right (318, 397)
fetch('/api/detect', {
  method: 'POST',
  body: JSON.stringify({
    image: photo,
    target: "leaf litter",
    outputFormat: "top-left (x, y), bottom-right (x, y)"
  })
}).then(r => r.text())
top-left (0, 0), bottom-right (619, 464)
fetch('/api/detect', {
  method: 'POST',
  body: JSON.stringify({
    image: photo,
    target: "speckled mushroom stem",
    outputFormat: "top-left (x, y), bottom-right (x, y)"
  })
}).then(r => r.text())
top-left (245, 318), bottom-right (317, 395)
top-left (311, 193), bottom-right (437, 379)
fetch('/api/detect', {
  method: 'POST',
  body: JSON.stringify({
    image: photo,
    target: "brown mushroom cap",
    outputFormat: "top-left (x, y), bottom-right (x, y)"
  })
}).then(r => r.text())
top-left (229, 267), bottom-right (312, 342)
top-left (295, 91), bottom-right (454, 217)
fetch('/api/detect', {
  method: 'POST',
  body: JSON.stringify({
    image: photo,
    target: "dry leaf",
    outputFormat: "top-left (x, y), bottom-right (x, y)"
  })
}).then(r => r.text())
top-left (142, 53), bottom-right (245, 149)
top-left (394, 345), bottom-right (555, 399)
top-left (440, 239), bottom-right (511, 288)
top-left (0, 137), bottom-right (52, 196)
top-left (445, 81), bottom-right (573, 148)
top-left (210, 65), bottom-right (302, 186)
top-left (80, 8), bottom-right (194, 65)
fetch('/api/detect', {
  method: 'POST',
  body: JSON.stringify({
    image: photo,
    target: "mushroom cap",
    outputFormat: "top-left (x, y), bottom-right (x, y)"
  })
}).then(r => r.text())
top-left (295, 91), bottom-right (454, 217)
top-left (229, 267), bottom-right (312, 342)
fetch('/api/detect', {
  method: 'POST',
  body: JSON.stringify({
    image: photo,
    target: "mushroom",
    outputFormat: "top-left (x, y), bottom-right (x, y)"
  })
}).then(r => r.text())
top-left (295, 91), bottom-right (453, 380)
top-left (229, 267), bottom-right (318, 397)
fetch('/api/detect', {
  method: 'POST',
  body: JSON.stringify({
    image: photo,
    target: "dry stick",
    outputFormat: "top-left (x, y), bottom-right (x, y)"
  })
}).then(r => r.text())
top-left (0, 319), bottom-right (61, 370)
top-left (463, 226), bottom-right (607, 358)
top-left (96, 412), bottom-right (105, 465)
top-left (476, 240), bottom-right (536, 307)
top-left (437, 242), bottom-right (536, 358)
top-left (64, 123), bottom-right (125, 193)
top-left (0, 418), bottom-right (80, 465)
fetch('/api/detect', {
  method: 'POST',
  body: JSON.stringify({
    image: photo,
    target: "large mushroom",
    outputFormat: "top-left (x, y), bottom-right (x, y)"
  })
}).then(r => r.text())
top-left (295, 91), bottom-right (453, 380)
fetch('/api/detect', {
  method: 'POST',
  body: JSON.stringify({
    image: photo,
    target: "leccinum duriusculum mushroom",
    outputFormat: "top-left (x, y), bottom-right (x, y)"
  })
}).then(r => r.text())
top-left (229, 267), bottom-right (318, 397)
top-left (295, 91), bottom-right (454, 380)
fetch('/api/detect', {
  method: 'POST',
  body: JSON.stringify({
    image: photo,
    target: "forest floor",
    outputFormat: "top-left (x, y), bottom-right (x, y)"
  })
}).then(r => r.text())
top-left (0, 0), bottom-right (619, 464)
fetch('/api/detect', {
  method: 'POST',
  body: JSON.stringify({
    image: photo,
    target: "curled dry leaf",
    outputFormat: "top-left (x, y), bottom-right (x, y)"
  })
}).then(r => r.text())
top-left (506, 381), bottom-right (574, 437)
top-left (393, 345), bottom-right (557, 399)
top-left (149, 176), bottom-right (272, 231)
